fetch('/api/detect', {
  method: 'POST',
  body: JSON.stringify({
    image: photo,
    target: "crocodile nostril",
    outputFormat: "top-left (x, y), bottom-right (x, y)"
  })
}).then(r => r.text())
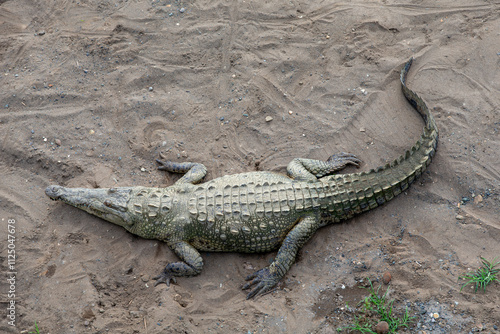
top-left (45, 185), bottom-right (62, 198)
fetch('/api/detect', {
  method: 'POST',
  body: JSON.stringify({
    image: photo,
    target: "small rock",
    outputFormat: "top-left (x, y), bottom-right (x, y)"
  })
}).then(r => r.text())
top-left (382, 271), bottom-right (392, 284)
top-left (55, 138), bottom-right (62, 146)
top-left (129, 310), bottom-right (142, 318)
top-left (38, 30), bottom-right (46, 36)
top-left (473, 195), bottom-right (483, 204)
top-left (148, 86), bottom-right (153, 91)
top-left (265, 116), bottom-right (273, 122)
top-left (360, 127), bottom-right (366, 132)
top-left (433, 312), bottom-right (439, 319)
top-left (179, 7), bottom-right (185, 13)
top-left (455, 215), bottom-right (464, 220)
top-left (375, 321), bottom-right (389, 334)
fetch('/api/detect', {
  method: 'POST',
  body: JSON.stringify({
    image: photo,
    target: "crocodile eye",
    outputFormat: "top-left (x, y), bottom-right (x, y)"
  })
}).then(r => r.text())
top-left (104, 200), bottom-right (112, 207)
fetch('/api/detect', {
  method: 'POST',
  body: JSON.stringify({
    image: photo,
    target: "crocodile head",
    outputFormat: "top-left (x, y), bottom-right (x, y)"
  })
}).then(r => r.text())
top-left (45, 185), bottom-right (133, 228)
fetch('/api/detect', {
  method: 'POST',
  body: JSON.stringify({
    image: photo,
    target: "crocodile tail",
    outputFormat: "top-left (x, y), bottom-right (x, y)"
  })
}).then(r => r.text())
top-left (321, 58), bottom-right (438, 222)
top-left (401, 57), bottom-right (438, 136)
top-left (362, 57), bottom-right (439, 199)
top-left (372, 57), bottom-right (439, 177)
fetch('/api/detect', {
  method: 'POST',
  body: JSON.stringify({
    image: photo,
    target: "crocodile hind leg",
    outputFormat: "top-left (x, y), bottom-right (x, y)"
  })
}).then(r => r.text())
top-left (286, 152), bottom-right (361, 181)
top-left (156, 159), bottom-right (207, 184)
top-left (242, 214), bottom-right (319, 299)
top-left (153, 241), bottom-right (204, 286)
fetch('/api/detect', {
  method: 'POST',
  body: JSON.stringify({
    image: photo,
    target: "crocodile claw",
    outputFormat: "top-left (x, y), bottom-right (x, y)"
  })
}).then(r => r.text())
top-left (242, 267), bottom-right (279, 299)
top-left (153, 271), bottom-right (177, 287)
top-left (326, 152), bottom-right (362, 167)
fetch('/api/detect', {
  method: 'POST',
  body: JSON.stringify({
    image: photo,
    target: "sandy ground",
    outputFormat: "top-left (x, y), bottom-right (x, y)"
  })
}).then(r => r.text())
top-left (1, 0), bottom-right (499, 333)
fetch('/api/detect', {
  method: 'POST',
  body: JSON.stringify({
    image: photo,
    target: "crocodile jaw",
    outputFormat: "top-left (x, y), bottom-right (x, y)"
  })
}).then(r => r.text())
top-left (45, 185), bottom-right (133, 228)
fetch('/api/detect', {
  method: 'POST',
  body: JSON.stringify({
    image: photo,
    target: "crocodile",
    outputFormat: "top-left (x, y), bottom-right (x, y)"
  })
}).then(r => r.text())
top-left (45, 58), bottom-right (438, 299)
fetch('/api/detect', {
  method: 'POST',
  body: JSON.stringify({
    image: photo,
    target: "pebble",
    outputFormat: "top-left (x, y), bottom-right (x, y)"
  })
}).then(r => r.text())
top-left (265, 116), bottom-right (273, 122)
top-left (432, 312), bottom-right (439, 319)
top-left (375, 321), bottom-right (389, 334)
top-left (179, 7), bottom-right (185, 13)
top-left (129, 310), bottom-right (142, 318)
top-left (382, 271), bottom-right (392, 284)
top-left (55, 139), bottom-right (62, 146)
top-left (360, 127), bottom-right (366, 132)
top-left (148, 86), bottom-right (153, 91)
top-left (473, 194), bottom-right (483, 204)
top-left (455, 215), bottom-right (464, 220)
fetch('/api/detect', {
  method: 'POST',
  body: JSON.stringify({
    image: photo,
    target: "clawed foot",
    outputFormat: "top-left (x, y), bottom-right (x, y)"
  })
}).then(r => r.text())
top-left (153, 270), bottom-right (177, 287)
top-left (242, 267), bottom-right (280, 299)
top-left (156, 159), bottom-right (175, 172)
top-left (327, 152), bottom-right (361, 168)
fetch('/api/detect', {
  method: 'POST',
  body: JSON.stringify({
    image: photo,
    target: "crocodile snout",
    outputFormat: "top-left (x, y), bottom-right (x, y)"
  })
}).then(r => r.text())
top-left (45, 185), bottom-right (63, 200)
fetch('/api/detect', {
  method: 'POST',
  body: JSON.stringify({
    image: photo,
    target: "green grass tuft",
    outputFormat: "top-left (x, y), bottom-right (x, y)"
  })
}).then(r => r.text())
top-left (459, 257), bottom-right (500, 293)
top-left (337, 280), bottom-right (414, 333)
top-left (28, 321), bottom-right (40, 334)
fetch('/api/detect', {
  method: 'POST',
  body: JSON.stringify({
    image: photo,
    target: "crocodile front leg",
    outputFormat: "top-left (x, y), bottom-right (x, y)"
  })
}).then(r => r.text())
top-left (156, 159), bottom-right (207, 184)
top-left (242, 214), bottom-right (319, 299)
top-left (153, 241), bottom-right (204, 286)
top-left (287, 152), bottom-right (361, 181)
